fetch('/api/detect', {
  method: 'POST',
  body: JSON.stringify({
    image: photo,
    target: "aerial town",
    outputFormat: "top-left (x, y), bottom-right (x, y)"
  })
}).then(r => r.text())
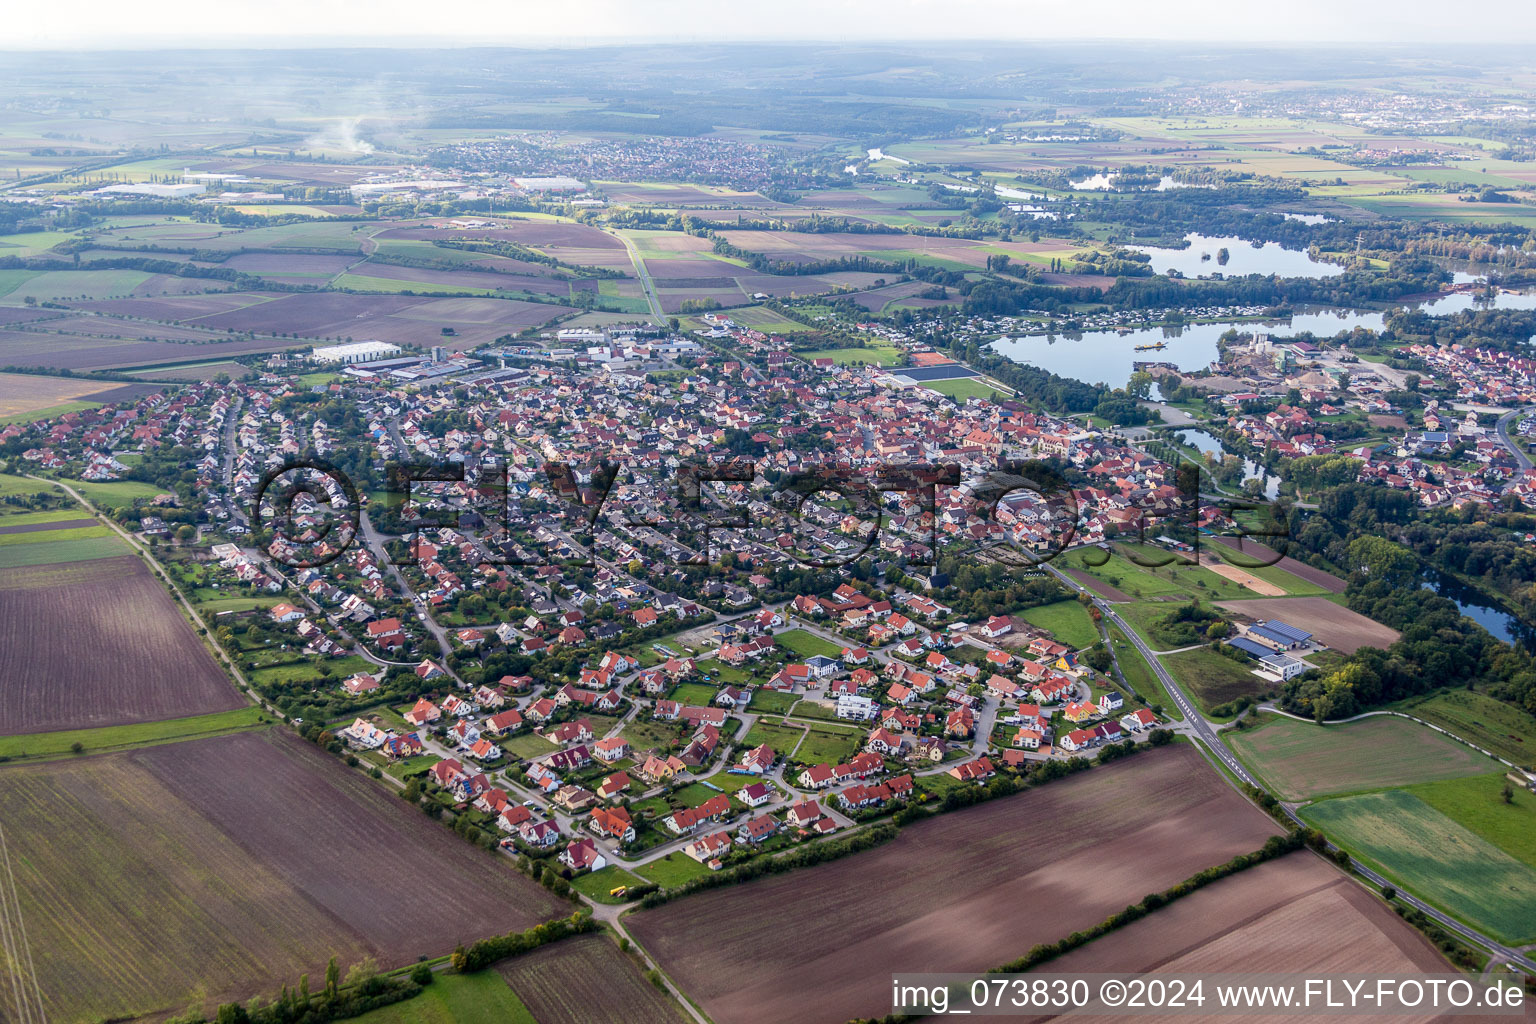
top-left (1, 26), bottom-right (1535, 1024)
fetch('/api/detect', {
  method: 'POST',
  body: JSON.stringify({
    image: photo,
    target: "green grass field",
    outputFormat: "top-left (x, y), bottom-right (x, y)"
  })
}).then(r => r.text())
top-left (636, 851), bottom-right (712, 887)
top-left (923, 377), bottom-right (1009, 401)
top-left (1161, 646), bottom-right (1268, 714)
top-left (0, 523), bottom-right (113, 546)
top-left (62, 478), bottom-right (170, 507)
top-left (0, 509), bottom-right (90, 526)
top-left (1392, 690), bottom-right (1536, 768)
top-left (1228, 713), bottom-right (1495, 802)
top-left (801, 345), bottom-right (904, 366)
top-left (747, 689), bottom-right (800, 715)
top-left (0, 705), bottom-right (266, 762)
top-left (1406, 772), bottom-right (1536, 871)
top-left (665, 682), bottom-right (718, 706)
top-left (774, 629), bottom-right (844, 659)
top-left (1019, 600), bottom-right (1099, 649)
top-left (1301, 789), bottom-right (1536, 943)
top-left (568, 865), bottom-right (646, 903)
top-left (347, 970), bottom-right (536, 1024)
top-left (0, 533), bottom-right (129, 567)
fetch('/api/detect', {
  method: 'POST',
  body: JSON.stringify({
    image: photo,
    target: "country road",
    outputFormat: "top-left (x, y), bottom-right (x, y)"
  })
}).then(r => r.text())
top-left (1494, 405), bottom-right (1534, 475)
top-left (617, 230), bottom-right (664, 322)
top-left (1045, 558), bottom-right (1536, 975)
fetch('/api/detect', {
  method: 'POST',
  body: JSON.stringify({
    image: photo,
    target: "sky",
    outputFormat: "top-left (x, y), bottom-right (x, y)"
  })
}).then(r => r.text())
top-left (9, 0), bottom-right (1535, 48)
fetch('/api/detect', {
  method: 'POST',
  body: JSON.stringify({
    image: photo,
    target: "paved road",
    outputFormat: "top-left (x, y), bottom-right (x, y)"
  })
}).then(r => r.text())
top-left (617, 231), bottom-right (665, 322)
top-left (1493, 405), bottom-right (1535, 475)
top-left (1046, 558), bottom-right (1536, 974)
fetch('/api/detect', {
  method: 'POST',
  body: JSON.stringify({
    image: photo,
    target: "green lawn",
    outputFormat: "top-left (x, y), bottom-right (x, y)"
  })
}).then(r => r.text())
top-left (0, 400), bottom-right (104, 426)
top-left (747, 689), bottom-right (800, 715)
top-left (791, 724), bottom-right (864, 765)
top-left (1301, 789), bottom-right (1536, 944)
top-left (0, 509), bottom-right (90, 526)
top-left (774, 629), bottom-right (844, 659)
top-left (196, 595), bottom-right (286, 615)
top-left (568, 865), bottom-right (646, 903)
top-left (1161, 646), bottom-right (1268, 714)
top-left (618, 718), bottom-right (685, 755)
top-left (1393, 689), bottom-right (1536, 768)
top-left (0, 705), bottom-right (266, 762)
top-left (666, 682), bottom-right (718, 706)
top-left (742, 720), bottom-right (807, 756)
top-left (1018, 600), bottom-right (1099, 649)
top-left (636, 852), bottom-right (712, 887)
top-left (346, 970), bottom-right (536, 1024)
top-left (1228, 712), bottom-right (1495, 802)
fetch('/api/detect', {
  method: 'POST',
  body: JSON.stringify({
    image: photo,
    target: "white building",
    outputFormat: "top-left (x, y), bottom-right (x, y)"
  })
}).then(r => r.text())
top-left (514, 176), bottom-right (586, 192)
top-left (310, 341), bottom-right (403, 365)
top-left (836, 694), bottom-right (877, 721)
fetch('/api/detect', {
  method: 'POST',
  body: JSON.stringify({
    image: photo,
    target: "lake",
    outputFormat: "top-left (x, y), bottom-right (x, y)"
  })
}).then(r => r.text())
top-left (1128, 234), bottom-right (1345, 279)
top-left (990, 289), bottom-right (1536, 387)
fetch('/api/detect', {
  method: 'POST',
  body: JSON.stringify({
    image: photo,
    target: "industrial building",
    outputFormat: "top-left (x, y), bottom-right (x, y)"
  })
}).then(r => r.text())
top-left (310, 341), bottom-right (403, 364)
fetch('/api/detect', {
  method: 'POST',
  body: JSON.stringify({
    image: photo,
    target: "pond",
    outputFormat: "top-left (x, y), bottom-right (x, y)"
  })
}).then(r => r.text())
top-left (1177, 429), bottom-right (1282, 500)
top-left (990, 289), bottom-right (1536, 388)
top-left (1128, 233), bottom-right (1345, 279)
top-left (1424, 569), bottom-right (1533, 651)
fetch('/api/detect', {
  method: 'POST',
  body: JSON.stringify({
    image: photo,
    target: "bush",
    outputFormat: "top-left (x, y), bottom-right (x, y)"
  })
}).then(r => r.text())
top-left (410, 964), bottom-right (433, 986)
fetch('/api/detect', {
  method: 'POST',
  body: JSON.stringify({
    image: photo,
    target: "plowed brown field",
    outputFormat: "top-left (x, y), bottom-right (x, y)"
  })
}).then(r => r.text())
top-left (628, 745), bottom-right (1282, 1024)
top-left (0, 729), bottom-right (564, 1024)
top-left (0, 555), bottom-right (245, 735)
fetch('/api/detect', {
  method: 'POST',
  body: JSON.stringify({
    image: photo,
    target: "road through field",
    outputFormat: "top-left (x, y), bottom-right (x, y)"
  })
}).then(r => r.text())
top-left (617, 230), bottom-right (664, 321)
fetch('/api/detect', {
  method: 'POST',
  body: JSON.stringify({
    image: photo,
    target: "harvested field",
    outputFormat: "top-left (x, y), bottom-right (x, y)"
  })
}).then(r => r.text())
top-left (628, 745), bottom-right (1280, 1024)
top-left (498, 933), bottom-right (688, 1024)
top-left (0, 729), bottom-right (564, 1024)
top-left (0, 373), bottom-right (124, 417)
top-left (1229, 712), bottom-right (1492, 802)
top-left (1023, 853), bottom-right (1455, 1022)
top-left (0, 554), bottom-right (245, 734)
top-left (1199, 552), bottom-right (1285, 595)
top-left (1216, 596), bottom-right (1399, 654)
top-left (1209, 535), bottom-right (1346, 593)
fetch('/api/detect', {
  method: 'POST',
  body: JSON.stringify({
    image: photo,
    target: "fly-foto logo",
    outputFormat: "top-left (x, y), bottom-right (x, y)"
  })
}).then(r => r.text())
top-left (249, 456), bottom-right (1291, 572)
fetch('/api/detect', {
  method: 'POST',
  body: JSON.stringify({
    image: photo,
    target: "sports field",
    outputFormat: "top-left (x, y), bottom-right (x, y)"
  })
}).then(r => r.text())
top-left (1229, 713), bottom-right (1493, 802)
top-left (1301, 789), bottom-right (1536, 943)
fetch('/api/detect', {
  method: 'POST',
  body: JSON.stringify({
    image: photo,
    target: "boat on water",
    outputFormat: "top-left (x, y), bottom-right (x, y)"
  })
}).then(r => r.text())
top-left (1134, 341), bottom-right (1167, 351)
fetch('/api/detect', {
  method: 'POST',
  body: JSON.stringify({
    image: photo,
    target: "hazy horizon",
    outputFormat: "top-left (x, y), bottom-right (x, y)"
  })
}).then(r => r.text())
top-left (8, 0), bottom-right (1536, 48)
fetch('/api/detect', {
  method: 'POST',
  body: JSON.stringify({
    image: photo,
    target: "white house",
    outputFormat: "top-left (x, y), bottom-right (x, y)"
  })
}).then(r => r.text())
top-left (836, 694), bottom-right (877, 721)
